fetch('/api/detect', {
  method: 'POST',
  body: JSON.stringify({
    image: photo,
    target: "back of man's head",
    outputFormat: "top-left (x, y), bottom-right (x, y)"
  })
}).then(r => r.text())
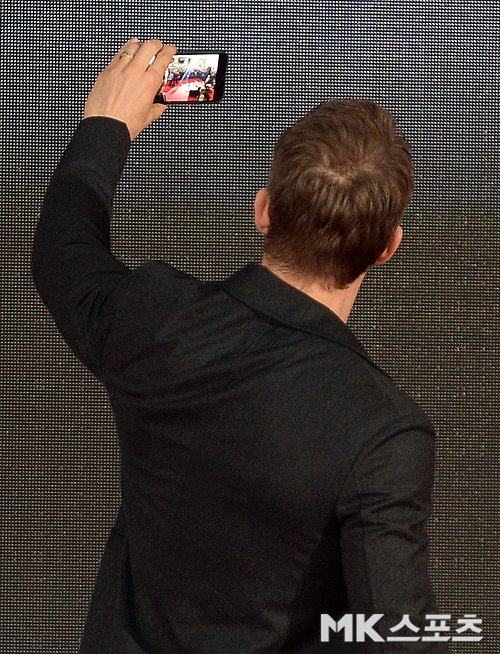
top-left (264, 99), bottom-right (414, 289)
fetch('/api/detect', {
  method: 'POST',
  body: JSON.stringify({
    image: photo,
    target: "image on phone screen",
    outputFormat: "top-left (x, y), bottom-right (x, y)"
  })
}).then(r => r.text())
top-left (154, 52), bottom-right (227, 104)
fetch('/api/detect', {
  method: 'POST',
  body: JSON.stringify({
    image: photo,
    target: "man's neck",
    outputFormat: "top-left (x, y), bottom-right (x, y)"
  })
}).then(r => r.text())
top-left (261, 257), bottom-right (364, 323)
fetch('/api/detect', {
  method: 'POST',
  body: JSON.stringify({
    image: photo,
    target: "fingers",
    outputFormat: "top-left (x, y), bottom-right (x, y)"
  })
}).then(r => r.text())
top-left (108, 38), bottom-right (142, 68)
top-left (109, 39), bottom-right (176, 74)
top-left (146, 43), bottom-right (177, 89)
top-left (148, 43), bottom-right (177, 73)
top-left (127, 39), bottom-right (166, 70)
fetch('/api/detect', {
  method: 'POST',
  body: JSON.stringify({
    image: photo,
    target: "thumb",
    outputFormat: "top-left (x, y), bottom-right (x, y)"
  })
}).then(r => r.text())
top-left (130, 103), bottom-right (168, 139)
top-left (148, 103), bottom-right (169, 124)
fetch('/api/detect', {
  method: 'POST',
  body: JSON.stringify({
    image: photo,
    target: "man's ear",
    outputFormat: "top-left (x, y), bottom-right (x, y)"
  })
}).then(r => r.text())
top-left (375, 225), bottom-right (403, 264)
top-left (254, 188), bottom-right (270, 234)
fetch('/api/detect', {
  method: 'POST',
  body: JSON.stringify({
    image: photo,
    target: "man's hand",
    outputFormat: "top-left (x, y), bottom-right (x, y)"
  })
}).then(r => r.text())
top-left (84, 39), bottom-right (177, 140)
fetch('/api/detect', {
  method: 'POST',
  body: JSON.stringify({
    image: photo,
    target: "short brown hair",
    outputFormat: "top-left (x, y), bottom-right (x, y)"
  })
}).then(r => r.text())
top-left (264, 99), bottom-right (414, 288)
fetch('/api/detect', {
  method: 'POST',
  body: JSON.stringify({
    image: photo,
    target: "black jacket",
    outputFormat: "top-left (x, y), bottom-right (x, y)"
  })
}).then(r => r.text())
top-left (32, 117), bottom-right (447, 653)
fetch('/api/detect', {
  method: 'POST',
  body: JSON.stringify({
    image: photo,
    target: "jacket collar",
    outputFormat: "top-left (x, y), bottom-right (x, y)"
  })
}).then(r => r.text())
top-left (218, 263), bottom-right (384, 372)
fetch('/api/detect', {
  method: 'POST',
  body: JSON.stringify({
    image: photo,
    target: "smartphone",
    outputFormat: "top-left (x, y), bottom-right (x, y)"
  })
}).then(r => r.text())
top-left (154, 51), bottom-right (227, 104)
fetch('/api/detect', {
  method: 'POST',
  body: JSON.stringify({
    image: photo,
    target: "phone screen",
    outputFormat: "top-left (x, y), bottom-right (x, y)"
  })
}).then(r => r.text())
top-left (154, 52), bottom-right (227, 104)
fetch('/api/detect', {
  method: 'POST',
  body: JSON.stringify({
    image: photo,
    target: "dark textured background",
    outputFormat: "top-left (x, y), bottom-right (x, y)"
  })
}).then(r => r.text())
top-left (2, 1), bottom-right (499, 651)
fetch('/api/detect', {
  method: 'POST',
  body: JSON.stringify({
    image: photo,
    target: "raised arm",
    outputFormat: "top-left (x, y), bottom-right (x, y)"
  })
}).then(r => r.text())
top-left (31, 40), bottom-right (176, 377)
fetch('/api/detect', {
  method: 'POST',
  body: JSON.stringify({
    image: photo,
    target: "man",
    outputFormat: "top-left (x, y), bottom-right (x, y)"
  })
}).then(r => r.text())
top-left (32, 39), bottom-right (448, 653)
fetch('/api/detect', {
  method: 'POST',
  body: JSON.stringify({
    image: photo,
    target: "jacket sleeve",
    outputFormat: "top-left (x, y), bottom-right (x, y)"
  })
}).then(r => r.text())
top-left (31, 117), bottom-right (133, 378)
top-left (336, 417), bottom-right (449, 653)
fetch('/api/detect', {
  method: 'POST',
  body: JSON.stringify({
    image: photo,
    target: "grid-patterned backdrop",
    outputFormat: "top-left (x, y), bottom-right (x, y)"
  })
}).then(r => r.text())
top-left (2, 1), bottom-right (499, 652)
